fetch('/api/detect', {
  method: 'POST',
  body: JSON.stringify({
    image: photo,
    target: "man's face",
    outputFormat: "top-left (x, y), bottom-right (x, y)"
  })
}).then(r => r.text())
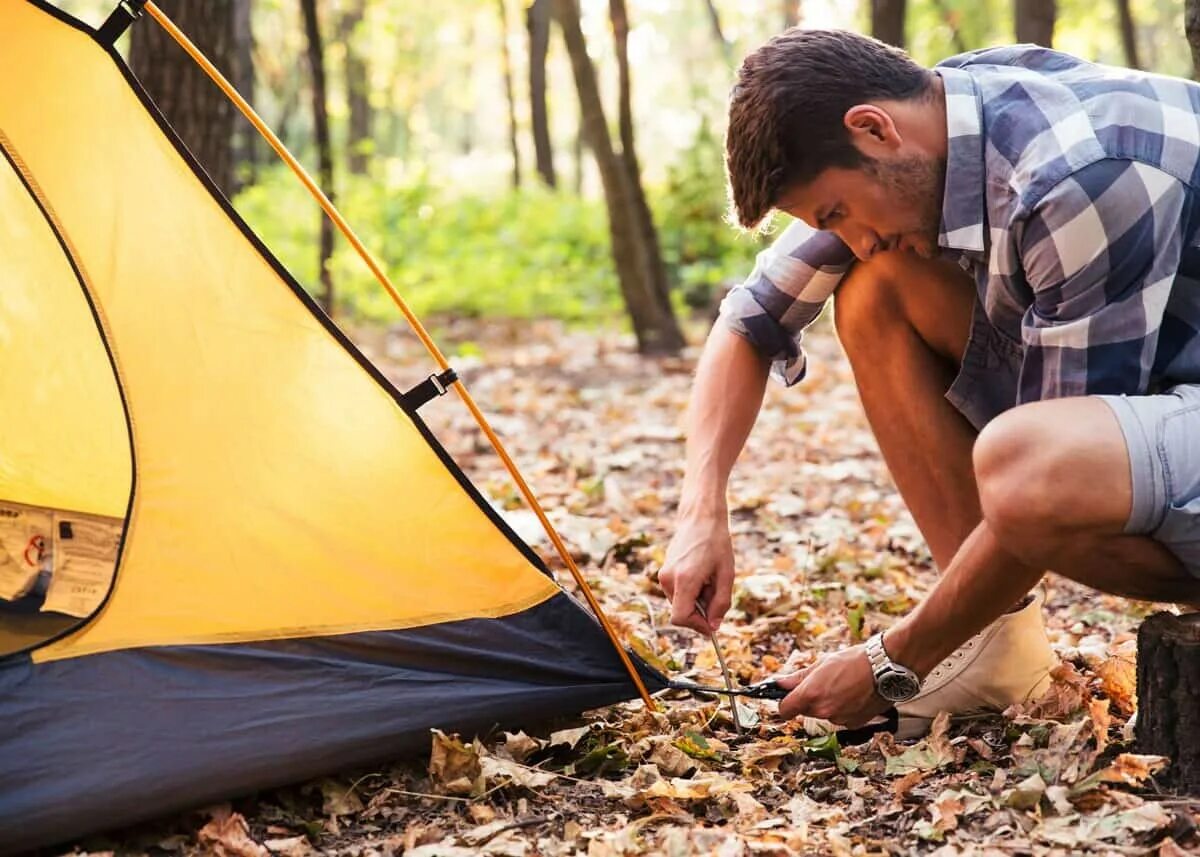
top-left (777, 154), bottom-right (945, 261)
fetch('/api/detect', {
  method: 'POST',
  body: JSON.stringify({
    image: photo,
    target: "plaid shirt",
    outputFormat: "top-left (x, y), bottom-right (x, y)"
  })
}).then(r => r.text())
top-left (721, 46), bottom-right (1200, 403)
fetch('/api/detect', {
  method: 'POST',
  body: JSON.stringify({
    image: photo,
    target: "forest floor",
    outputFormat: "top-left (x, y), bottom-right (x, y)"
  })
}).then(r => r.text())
top-left (72, 318), bottom-right (1197, 857)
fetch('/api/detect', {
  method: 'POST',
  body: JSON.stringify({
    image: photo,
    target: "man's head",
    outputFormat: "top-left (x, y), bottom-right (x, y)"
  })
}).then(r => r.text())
top-left (726, 29), bottom-right (947, 260)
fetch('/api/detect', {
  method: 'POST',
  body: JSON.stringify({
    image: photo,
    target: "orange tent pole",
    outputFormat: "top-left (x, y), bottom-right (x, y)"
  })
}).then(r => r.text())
top-left (140, 1), bottom-right (655, 710)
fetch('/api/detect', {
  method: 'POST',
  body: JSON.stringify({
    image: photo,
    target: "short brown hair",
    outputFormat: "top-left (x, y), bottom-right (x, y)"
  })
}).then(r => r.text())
top-left (725, 29), bottom-right (932, 231)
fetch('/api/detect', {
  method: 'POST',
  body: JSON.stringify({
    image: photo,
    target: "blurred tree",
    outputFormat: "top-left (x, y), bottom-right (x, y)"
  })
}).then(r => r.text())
top-left (526, 0), bottom-right (557, 187)
top-left (1015, 0), bottom-right (1055, 46)
top-left (1188, 0), bottom-right (1200, 79)
top-left (872, 0), bottom-right (906, 47)
top-left (701, 0), bottom-right (733, 63)
top-left (1115, 0), bottom-right (1140, 68)
top-left (553, 0), bottom-right (684, 354)
top-left (340, 0), bottom-right (371, 174)
top-left (497, 0), bottom-right (521, 188)
top-left (231, 0), bottom-right (257, 193)
top-left (300, 0), bottom-right (335, 314)
top-left (783, 0), bottom-right (801, 29)
top-left (130, 0), bottom-right (237, 197)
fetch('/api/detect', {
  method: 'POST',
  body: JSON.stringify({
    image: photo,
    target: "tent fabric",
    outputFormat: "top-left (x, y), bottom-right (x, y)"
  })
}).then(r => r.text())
top-left (0, 596), bottom-right (661, 853)
top-left (0, 2), bottom-right (665, 852)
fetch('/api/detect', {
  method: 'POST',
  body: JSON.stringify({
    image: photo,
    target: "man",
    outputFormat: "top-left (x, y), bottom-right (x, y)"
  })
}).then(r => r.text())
top-left (659, 29), bottom-right (1200, 732)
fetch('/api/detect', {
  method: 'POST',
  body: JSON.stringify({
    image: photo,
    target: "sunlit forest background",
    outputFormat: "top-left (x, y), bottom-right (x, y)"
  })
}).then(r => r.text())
top-left (55, 0), bottom-right (1196, 347)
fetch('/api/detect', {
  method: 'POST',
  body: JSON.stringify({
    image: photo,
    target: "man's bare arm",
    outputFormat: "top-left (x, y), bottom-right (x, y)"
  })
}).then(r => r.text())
top-left (659, 323), bottom-right (770, 633)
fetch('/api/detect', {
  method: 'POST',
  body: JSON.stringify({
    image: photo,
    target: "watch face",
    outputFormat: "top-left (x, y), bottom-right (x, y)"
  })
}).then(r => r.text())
top-left (878, 671), bottom-right (921, 702)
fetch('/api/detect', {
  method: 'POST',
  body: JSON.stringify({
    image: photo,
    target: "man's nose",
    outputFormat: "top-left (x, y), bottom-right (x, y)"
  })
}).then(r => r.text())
top-left (843, 227), bottom-right (880, 261)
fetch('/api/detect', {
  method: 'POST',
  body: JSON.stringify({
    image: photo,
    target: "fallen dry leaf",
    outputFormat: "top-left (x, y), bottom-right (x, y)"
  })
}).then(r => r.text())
top-left (197, 806), bottom-right (269, 857)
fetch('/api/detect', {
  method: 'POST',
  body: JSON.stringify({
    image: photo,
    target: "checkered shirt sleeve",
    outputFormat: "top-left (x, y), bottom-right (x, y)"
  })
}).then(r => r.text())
top-left (717, 220), bottom-right (855, 385)
top-left (1015, 159), bottom-right (1190, 401)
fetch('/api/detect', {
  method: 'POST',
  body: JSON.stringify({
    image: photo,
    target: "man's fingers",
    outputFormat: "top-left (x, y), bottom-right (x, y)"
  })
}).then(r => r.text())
top-left (659, 568), bottom-right (676, 601)
top-left (773, 668), bottom-right (807, 691)
top-left (705, 591), bottom-right (731, 631)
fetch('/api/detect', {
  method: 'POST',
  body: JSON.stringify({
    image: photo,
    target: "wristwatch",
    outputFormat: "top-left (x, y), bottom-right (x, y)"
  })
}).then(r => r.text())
top-left (865, 632), bottom-right (921, 703)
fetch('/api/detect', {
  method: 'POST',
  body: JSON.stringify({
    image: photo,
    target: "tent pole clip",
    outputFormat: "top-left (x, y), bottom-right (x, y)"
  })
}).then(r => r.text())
top-left (401, 368), bottom-right (459, 410)
top-left (98, 0), bottom-right (149, 46)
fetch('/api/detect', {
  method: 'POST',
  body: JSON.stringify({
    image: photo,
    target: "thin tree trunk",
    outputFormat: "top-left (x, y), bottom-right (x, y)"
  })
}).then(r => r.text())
top-left (609, 0), bottom-right (678, 338)
top-left (1015, 0), bottom-right (1055, 47)
top-left (130, 0), bottom-right (237, 197)
top-left (300, 0), bottom-right (335, 316)
top-left (783, 0), bottom-right (800, 29)
top-left (871, 0), bottom-right (906, 48)
top-left (1115, 0), bottom-right (1140, 69)
top-left (497, 0), bottom-right (521, 188)
top-left (553, 0), bottom-right (684, 355)
top-left (1189, 0), bottom-right (1200, 80)
top-left (701, 0), bottom-right (733, 62)
top-left (340, 0), bottom-right (371, 174)
top-left (527, 0), bottom-right (556, 187)
top-left (231, 0), bottom-right (256, 193)
top-left (931, 0), bottom-right (967, 54)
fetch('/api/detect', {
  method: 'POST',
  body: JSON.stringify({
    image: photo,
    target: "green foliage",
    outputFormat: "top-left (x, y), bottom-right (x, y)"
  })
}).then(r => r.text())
top-left (656, 122), bottom-right (767, 311)
top-left (235, 168), bottom-right (620, 322)
top-left (234, 129), bottom-right (765, 323)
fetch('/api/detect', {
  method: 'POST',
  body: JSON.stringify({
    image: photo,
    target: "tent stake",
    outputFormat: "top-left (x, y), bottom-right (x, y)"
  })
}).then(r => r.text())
top-left (140, 0), bottom-right (656, 711)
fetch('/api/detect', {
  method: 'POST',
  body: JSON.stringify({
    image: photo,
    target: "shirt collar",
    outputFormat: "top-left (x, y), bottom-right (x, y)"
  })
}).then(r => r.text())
top-left (935, 66), bottom-right (986, 253)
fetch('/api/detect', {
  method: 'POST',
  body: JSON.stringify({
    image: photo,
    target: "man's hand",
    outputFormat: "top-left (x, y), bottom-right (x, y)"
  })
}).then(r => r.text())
top-left (659, 514), bottom-right (735, 633)
top-left (776, 644), bottom-right (889, 726)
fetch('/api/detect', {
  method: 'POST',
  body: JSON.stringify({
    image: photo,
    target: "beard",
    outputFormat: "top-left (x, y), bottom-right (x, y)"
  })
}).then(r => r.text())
top-left (864, 155), bottom-right (946, 250)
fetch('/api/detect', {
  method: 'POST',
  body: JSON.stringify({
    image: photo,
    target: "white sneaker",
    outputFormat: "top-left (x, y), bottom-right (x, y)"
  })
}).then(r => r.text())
top-left (894, 587), bottom-right (1058, 737)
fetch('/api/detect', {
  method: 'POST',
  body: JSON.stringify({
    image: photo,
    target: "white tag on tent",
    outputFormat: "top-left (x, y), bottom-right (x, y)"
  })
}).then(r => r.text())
top-left (0, 503), bottom-right (50, 601)
top-left (41, 514), bottom-right (121, 619)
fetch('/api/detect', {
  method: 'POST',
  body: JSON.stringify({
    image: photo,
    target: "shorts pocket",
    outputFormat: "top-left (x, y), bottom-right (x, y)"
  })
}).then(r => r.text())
top-left (1153, 495), bottom-right (1200, 574)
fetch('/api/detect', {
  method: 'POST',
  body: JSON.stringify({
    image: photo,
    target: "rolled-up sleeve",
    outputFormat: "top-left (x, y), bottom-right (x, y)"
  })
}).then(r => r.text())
top-left (718, 219), bottom-right (855, 385)
top-left (1016, 159), bottom-right (1188, 401)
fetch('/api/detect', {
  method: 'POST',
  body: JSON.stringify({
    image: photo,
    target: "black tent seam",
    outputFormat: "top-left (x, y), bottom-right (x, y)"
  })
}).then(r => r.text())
top-left (96, 0), bottom-right (147, 47)
top-left (15, 0), bottom-right (664, 686)
top-left (0, 136), bottom-right (138, 665)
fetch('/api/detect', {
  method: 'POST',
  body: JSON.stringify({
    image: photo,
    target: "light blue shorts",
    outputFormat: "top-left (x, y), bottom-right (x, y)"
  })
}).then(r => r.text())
top-left (945, 301), bottom-right (1200, 572)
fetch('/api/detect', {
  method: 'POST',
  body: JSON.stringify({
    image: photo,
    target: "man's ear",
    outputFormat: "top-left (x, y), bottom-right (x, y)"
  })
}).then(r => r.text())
top-left (843, 104), bottom-right (902, 155)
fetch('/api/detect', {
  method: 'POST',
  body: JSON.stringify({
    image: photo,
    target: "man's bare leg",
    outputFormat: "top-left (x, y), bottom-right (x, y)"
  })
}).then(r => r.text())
top-left (832, 251), bottom-right (982, 569)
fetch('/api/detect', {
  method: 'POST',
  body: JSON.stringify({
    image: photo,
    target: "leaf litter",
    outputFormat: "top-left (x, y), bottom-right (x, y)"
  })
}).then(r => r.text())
top-left (63, 320), bottom-right (1196, 855)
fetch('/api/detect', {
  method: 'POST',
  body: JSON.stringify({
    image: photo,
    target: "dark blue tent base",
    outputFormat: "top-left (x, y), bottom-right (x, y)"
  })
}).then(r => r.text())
top-left (0, 593), bottom-right (664, 854)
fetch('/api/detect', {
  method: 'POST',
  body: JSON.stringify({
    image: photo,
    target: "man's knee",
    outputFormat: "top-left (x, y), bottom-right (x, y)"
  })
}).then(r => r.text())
top-left (832, 253), bottom-right (905, 350)
top-left (973, 402), bottom-right (1117, 541)
top-left (833, 252), bottom-right (973, 364)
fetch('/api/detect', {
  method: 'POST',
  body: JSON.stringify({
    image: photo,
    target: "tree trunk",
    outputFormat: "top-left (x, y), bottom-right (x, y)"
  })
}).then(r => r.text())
top-left (783, 0), bottom-right (801, 29)
top-left (497, 0), bottom-right (522, 188)
top-left (871, 0), bottom-right (906, 48)
top-left (526, 0), bottom-right (556, 187)
top-left (300, 0), bottom-right (335, 316)
top-left (609, 0), bottom-right (679, 344)
top-left (130, 0), bottom-right (238, 197)
top-left (1189, 0), bottom-right (1200, 81)
top-left (1136, 612), bottom-right (1200, 792)
top-left (553, 0), bottom-right (684, 355)
top-left (1115, 0), bottom-right (1140, 68)
top-left (1015, 0), bottom-right (1055, 47)
top-left (230, 0), bottom-right (256, 193)
top-left (701, 0), bottom-right (733, 61)
top-left (340, 0), bottom-right (371, 175)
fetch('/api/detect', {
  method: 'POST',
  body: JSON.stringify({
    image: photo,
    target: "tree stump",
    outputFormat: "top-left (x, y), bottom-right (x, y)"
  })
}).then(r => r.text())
top-left (1136, 612), bottom-right (1200, 792)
